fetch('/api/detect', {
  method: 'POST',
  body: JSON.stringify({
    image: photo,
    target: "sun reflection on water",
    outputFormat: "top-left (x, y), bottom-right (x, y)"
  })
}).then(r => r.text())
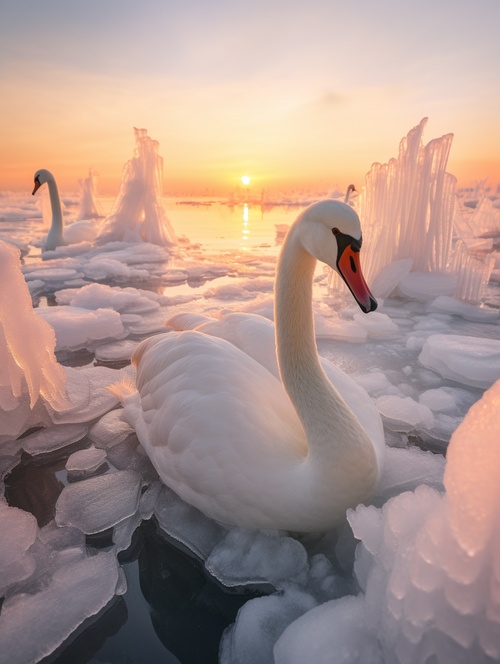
top-left (241, 203), bottom-right (250, 251)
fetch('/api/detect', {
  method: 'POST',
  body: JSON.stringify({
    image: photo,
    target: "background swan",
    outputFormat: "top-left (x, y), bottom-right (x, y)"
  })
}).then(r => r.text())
top-left (32, 169), bottom-right (101, 249)
top-left (120, 199), bottom-right (385, 532)
top-left (344, 183), bottom-right (357, 203)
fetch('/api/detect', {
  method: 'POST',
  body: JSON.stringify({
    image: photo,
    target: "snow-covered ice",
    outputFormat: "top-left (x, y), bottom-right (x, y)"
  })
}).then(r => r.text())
top-left (36, 305), bottom-right (125, 351)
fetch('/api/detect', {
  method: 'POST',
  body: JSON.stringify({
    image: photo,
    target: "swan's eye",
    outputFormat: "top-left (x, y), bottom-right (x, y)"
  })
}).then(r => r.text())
top-left (332, 228), bottom-right (340, 236)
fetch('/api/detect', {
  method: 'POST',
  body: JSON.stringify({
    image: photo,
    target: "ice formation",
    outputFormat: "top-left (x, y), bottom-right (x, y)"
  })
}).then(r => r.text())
top-left (419, 334), bottom-right (500, 389)
top-left (96, 128), bottom-right (176, 247)
top-left (0, 552), bottom-right (122, 664)
top-left (452, 237), bottom-right (496, 303)
top-left (0, 241), bottom-right (69, 440)
top-left (55, 470), bottom-right (143, 534)
top-left (335, 118), bottom-right (497, 305)
top-left (358, 117), bottom-right (456, 280)
top-left (76, 168), bottom-right (103, 220)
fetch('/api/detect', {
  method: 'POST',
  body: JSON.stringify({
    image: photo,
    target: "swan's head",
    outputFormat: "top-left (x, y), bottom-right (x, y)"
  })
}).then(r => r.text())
top-left (298, 199), bottom-right (377, 313)
top-left (32, 169), bottom-right (54, 195)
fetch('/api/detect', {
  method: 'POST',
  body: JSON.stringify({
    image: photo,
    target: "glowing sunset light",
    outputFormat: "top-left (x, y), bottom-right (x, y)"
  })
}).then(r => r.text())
top-left (0, 1), bottom-right (498, 195)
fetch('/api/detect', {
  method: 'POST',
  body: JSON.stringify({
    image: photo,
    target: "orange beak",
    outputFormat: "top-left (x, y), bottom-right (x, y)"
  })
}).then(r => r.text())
top-left (32, 178), bottom-right (41, 195)
top-left (337, 245), bottom-right (377, 313)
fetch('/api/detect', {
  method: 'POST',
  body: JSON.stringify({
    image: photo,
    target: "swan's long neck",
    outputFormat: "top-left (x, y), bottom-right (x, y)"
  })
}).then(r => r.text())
top-left (47, 177), bottom-right (63, 233)
top-left (274, 224), bottom-right (376, 476)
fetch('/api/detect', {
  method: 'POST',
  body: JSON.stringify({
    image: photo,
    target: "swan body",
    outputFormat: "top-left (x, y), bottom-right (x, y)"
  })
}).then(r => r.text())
top-left (32, 169), bottom-right (100, 249)
top-left (167, 310), bottom-right (385, 470)
top-left (123, 199), bottom-right (385, 532)
top-left (63, 219), bottom-right (100, 244)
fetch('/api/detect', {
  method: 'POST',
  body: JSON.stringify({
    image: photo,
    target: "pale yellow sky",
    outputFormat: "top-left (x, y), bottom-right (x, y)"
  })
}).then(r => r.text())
top-left (1, 0), bottom-right (499, 195)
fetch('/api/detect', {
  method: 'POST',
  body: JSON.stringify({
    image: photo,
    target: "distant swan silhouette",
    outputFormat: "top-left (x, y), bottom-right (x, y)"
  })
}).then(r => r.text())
top-left (32, 169), bottom-right (100, 249)
top-left (32, 169), bottom-right (64, 250)
top-left (121, 199), bottom-right (385, 532)
top-left (344, 184), bottom-right (357, 203)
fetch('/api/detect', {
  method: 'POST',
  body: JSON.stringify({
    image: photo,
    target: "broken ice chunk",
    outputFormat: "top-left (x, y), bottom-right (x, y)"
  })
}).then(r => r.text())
top-left (353, 311), bottom-right (400, 339)
top-left (314, 314), bottom-right (367, 342)
top-left (375, 394), bottom-right (435, 432)
top-left (418, 388), bottom-right (457, 412)
top-left (20, 423), bottom-right (88, 456)
top-left (53, 365), bottom-right (124, 425)
top-left (220, 587), bottom-right (317, 664)
top-left (154, 486), bottom-right (226, 560)
top-left (274, 595), bottom-right (378, 664)
top-left (0, 503), bottom-right (38, 573)
top-left (66, 445), bottom-right (107, 478)
top-left (206, 528), bottom-right (309, 589)
top-left (0, 551), bottom-right (121, 664)
top-left (104, 435), bottom-right (157, 482)
top-left (0, 503), bottom-right (39, 597)
top-left (55, 470), bottom-right (142, 534)
top-left (374, 446), bottom-right (445, 503)
top-left (55, 282), bottom-right (161, 314)
top-left (94, 339), bottom-right (140, 363)
top-left (419, 334), bottom-right (500, 389)
top-left (35, 305), bottom-right (125, 351)
top-left (429, 295), bottom-right (499, 322)
top-left (89, 408), bottom-right (134, 448)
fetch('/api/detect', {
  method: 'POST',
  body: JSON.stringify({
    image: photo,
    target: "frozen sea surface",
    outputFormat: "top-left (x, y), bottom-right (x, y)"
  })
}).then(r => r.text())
top-left (0, 190), bottom-right (499, 663)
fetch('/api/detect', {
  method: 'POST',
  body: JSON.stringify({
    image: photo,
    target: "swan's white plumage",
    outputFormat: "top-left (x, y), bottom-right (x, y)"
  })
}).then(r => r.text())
top-left (63, 219), bottom-right (100, 244)
top-left (123, 199), bottom-right (386, 532)
top-left (167, 310), bottom-right (385, 471)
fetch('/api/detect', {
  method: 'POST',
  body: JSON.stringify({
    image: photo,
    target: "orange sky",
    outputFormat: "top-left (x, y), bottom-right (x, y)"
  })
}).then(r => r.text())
top-left (1, 1), bottom-right (499, 196)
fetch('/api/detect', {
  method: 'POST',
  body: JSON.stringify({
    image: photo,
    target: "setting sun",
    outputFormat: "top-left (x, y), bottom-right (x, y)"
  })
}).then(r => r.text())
top-left (241, 175), bottom-right (251, 186)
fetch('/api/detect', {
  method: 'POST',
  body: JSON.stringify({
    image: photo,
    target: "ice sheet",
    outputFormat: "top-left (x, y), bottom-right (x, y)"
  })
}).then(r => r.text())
top-left (419, 334), bottom-right (500, 388)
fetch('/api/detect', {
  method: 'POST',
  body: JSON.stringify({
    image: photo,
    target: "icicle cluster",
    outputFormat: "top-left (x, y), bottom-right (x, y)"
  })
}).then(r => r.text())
top-left (96, 128), bottom-right (176, 247)
top-left (452, 240), bottom-right (495, 303)
top-left (76, 168), bottom-right (103, 220)
top-left (328, 119), bottom-right (496, 305)
top-left (0, 241), bottom-right (69, 440)
top-left (355, 118), bottom-right (456, 282)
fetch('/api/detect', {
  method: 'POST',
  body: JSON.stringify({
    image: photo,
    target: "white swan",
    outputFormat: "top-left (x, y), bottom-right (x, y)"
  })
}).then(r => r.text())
top-left (344, 183), bottom-right (357, 203)
top-left (121, 199), bottom-right (385, 532)
top-left (32, 169), bottom-right (64, 250)
top-left (32, 169), bottom-right (100, 249)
